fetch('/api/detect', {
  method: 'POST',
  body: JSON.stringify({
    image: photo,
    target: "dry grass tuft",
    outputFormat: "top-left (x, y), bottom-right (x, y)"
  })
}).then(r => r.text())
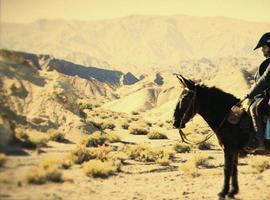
top-left (70, 145), bottom-right (113, 164)
top-left (121, 122), bottom-right (130, 130)
top-left (48, 130), bottom-right (66, 143)
top-left (83, 160), bottom-right (118, 178)
top-left (193, 154), bottom-right (211, 168)
top-left (25, 157), bottom-right (63, 184)
top-left (147, 131), bottom-right (168, 140)
top-left (197, 141), bottom-right (213, 150)
top-left (180, 162), bottom-right (200, 177)
top-left (0, 153), bottom-right (7, 167)
top-left (174, 143), bottom-right (191, 153)
top-left (82, 132), bottom-right (120, 147)
top-left (128, 125), bottom-right (149, 135)
top-left (249, 156), bottom-right (270, 173)
top-left (125, 145), bottom-right (174, 164)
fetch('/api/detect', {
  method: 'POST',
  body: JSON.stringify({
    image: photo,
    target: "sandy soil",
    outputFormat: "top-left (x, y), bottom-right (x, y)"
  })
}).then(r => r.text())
top-left (1, 127), bottom-right (270, 200)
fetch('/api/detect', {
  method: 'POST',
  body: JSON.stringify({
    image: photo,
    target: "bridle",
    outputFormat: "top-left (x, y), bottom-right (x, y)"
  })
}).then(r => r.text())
top-left (178, 87), bottom-right (197, 129)
top-left (177, 87), bottom-right (215, 145)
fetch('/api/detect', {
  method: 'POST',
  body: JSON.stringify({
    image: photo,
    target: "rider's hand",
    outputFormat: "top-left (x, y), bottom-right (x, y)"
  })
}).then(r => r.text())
top-left (241, 97), bottom-right (252, 111)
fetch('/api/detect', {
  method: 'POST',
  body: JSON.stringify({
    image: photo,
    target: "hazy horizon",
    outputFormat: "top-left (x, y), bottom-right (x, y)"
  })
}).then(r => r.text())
top-left (1, 0), bottom-right (270, 23)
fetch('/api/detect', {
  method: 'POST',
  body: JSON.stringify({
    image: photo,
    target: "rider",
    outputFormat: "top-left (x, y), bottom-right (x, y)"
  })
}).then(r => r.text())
top-left (244, 32), bottom-right (270, 151)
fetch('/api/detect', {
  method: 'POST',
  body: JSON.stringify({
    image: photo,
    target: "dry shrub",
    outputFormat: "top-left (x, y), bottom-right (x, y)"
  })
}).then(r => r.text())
top-left (147, 131), bottom-right (168, 140)
top-left (83, 160), bottom-right (118, 178)
top-left (25, 157), bottom-right (63, 184)
top-left (131, 117), bottom-right (139, 121)
top-left (0, 153), bottom-right (7, 167)
top-left (197, 141), bottom-right (213, 150)
top-left (16, 130), bottom-right (47, 149)
top-left (70, 146), bottom-right (113, 164)
top-left (193, 154), bottom-right (211, 168)
top-left (174, 143), bottom-right (191, 153)
top-left (125, 145), bottom-right (174, 164)
top-left (61, 158), bottom-right (72, 169)
top-left (121, 122), bottom-right (129, 130)
top-left (48, 130), bottom-right (65, 143)
top-left (180, 162), bottom-right (200, 177)
top-left (128, 125), bottom-right (149, 135)
top-left (101, 122), bottom-right (116, 130)
top-left (132, 111), bottom-right (139, 115)
top-left (146, 122), bottom-right (152, 127)
top-left (82, 132), bottom-right (120, 147)
top-left (249, 156), bottom-right (270, 173)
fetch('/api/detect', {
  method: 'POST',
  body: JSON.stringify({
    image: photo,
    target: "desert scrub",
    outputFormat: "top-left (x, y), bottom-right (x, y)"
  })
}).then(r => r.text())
top-left (121, 122), bottom-right (129, 130)
top-left (125, 145), bottom-right (174, 163)
top-left (83, 160), bottom-right (118, 178)
top-left (70, 146), bottom-right (113, 164)
top-left (82, 132), bottom-right (120, 147)
top-left (101, 122), bottom-right (116, 130)
top-left (48, 130), bottom-right (65, 142)
top-left (249, 156), bottom-right (270, 173)
top-left (197, 141), bottom-right (213, 150)
top-left (131, 111), bottom-right (139, 115)
top-left (180, 162), bottom-right (200, 177)
top-left (25, 158), bottom-right (63, 184)
top-left (128, 125), bottom-right (149, 135)
top-left (147, 131), bottom-right (168, 140)
top-left (174, 143), bottom-right (191, 153)
top-left (16, 129), bottom-right (47, 149)
top-left (193, 154), bottom-right (211, 168)
top-left (77, 101), bottom-right (93, 110)
top-left (0, 153), bottom-right (7, 167)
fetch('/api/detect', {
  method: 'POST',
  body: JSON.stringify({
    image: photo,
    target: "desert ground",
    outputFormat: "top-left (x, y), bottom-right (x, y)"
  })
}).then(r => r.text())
top-left (1, 104), bottom-right (270, 200)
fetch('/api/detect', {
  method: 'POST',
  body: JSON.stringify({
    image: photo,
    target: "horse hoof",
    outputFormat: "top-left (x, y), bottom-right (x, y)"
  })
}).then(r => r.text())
top-left (218, 192), bottom-right (226, 199)
top-left (227, 193), bottom-right (235, 199)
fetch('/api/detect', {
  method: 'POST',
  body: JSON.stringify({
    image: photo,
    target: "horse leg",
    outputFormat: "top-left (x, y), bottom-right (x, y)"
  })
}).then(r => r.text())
top-left (228, 153), bottom-right (239, 198)
top-left (218, 150), bottom-right (234, 198)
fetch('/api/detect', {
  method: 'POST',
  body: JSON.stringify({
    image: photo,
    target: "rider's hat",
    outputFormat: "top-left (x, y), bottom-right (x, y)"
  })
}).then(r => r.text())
top-left (254, 32), bottom-right (270, 50)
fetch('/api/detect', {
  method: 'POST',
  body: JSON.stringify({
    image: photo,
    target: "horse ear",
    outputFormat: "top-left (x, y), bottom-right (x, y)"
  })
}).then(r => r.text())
top-left (175, 74), bottom-right (187, 87)
top-left (174, 74), bottom-right (195, 89)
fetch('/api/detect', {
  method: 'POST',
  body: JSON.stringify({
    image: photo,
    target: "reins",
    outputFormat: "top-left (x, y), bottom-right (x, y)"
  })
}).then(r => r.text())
top-left (177, 92), bottom-right (248, 145)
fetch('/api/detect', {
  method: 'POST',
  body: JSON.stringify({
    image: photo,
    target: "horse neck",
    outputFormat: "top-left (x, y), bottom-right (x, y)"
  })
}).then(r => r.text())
top-left (196, 85), bottom-right (239, 132)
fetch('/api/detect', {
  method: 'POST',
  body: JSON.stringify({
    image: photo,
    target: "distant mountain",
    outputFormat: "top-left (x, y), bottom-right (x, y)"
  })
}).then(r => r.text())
top-left (1, 50), bottom-right (139, 86)
top-left (1, 16), bottom-right (269, 73)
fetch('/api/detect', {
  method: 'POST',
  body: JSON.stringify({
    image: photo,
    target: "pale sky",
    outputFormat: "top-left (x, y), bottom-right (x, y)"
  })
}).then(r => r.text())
top-left (1, 0), bottom-right (270, 23)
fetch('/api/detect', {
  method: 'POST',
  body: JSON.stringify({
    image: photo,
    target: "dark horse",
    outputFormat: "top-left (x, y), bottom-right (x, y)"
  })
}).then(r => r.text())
top-left (172, 75), bottom-right (270, 199)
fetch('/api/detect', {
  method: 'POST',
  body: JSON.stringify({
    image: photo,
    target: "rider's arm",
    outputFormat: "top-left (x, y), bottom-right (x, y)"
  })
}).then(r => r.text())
top-left (248, 64), bottom-right (270, 98)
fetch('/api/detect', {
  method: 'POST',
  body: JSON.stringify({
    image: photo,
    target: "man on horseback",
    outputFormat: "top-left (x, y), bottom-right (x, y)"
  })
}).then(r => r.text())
top-left (244, 32), bottom-right (270, 151)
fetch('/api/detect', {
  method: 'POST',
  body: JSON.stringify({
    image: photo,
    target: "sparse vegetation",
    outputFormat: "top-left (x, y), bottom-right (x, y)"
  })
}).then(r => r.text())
top-left (147, 131), bottom-right (168, 140)
top-left (193, 154), bottom-right (211, 168)
top-left (121, 122), bottom-right (129, 130)
top-left (125, 145), bottom-right (174, 163)
top-left (180, 162), bottom-right (200, 177)
top-left (16, 130), bottom-right (47, 149)
top-left (25, 158), bottom-right (63, 184)
top-left (0, 153), bottom-right (7, 167)
top-left (83, 160), bottom-right (118, 178)
top-left (197, 141), bottom-right (213, 150)
top-left (131, 111), bottom-right (139, 115)
top-left (249, 156), bottom-right (270, 173)
top-left (129, 125), bottom-right (149, 135)
top-left (48, 130), bottom-right (66, 142)
top-left (101, 122), bottom-right (116, 130)
top-left (174, 143), bottom-right (191, 153)
top-left (82, 131), bottom-right (120, 147)
top-left (70, 146), bottom-right (113, 164)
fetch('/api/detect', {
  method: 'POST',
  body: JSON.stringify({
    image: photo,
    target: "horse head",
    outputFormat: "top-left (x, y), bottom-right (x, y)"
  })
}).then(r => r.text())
top-left (173, 74), bottom-right (199, 129)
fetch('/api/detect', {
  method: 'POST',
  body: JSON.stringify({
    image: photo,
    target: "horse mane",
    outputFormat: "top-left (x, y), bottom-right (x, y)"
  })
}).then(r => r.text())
top-left (197, 84), bottom-right (240, 112)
